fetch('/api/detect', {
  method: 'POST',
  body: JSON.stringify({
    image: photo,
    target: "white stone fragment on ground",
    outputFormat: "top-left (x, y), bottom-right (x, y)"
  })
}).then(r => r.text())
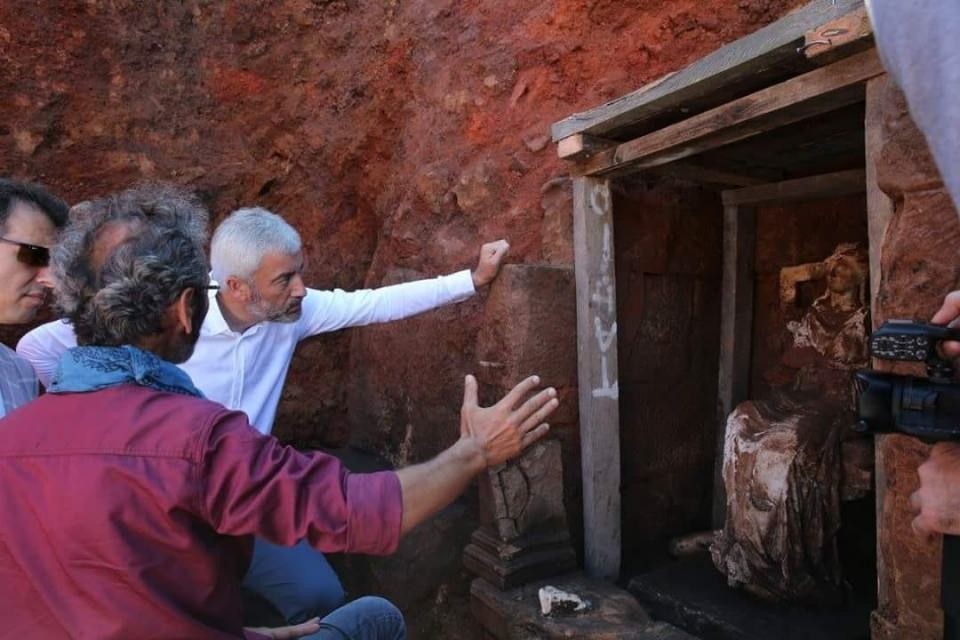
top-left (538, 585), bottom-right (590, 616)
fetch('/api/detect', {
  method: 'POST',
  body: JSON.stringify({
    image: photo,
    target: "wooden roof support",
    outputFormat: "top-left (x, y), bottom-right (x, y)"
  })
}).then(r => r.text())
top-left (572, 176), bottom-right (622, 580)
top-left (713, 204), bottom-right (756, 528)
top-left (557, 134), bottom-right (616, 161)
top-left (551, 0), bottom-right (865, 142)
top-left (567, 48), bottom-right (883, 178)
top-left (721, 168), bottom-right (866, 206)
top-left (649, 162), bottom-right (774, 187)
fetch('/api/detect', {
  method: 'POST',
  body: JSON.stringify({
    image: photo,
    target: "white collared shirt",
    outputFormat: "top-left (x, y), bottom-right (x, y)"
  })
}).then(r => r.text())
top-left (17, 270), bottom-right (475, 433)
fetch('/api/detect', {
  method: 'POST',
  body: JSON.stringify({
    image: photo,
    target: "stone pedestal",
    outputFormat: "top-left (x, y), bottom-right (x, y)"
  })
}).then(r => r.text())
top-left (463, 526), bottom-right (577, 590)
top-left (465, 438), bottom-right (578, 589)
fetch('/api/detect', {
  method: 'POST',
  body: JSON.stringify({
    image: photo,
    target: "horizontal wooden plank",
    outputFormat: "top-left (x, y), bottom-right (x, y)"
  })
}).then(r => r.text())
top-left (721, 168), bottom-right (866, 205)
top-left (802, 6), bottom-right (873, 63)
top-left (551, 0), bottom-right (864, 142)
top-left (557, 133), bottom-right (616, 161)
top-left (574, 48), bottom-right (882, 178)
top-left (649, 162), bottom-right (771, 187)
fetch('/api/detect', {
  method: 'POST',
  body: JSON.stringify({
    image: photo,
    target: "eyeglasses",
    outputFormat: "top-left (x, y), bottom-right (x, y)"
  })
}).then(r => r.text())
top-left (0, 237), bottom-right (50, 267)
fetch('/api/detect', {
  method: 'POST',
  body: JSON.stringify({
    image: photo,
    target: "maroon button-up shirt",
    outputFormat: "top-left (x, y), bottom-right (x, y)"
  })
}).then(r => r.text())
top-left (0, 384), bottom-right (403, 639)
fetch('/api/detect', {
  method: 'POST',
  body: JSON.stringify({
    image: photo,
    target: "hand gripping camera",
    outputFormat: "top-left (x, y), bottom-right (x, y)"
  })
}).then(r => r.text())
top-left (855, 320), bottom-right (960, 441)
top-left (854, 319), bottom-right (960, 640)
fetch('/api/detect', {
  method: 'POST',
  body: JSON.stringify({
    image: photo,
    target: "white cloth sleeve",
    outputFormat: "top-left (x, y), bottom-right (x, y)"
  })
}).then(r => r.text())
top-left (297, 269), bottom-right (476, 339)
top-left (15, 319), bottom-right (78, 388)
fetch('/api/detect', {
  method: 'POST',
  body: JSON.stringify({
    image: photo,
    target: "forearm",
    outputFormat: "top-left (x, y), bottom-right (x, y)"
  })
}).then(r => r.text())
top-left (301, 270), bottom-right (475, 335)
top-left (397, 437), bottom-right (486, 535)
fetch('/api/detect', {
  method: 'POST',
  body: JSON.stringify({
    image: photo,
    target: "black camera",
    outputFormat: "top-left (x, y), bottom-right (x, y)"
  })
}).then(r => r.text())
top-left (854, 320), bottom-right (960, 441)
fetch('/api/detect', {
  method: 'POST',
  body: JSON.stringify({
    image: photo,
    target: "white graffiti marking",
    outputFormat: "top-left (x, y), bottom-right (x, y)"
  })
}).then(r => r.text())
top-left (592, 355), bottom-right (619, 399)
top-left (589, 193), bottom-right (618, 400)
top-left (589, 183), bottom-right (611, 218)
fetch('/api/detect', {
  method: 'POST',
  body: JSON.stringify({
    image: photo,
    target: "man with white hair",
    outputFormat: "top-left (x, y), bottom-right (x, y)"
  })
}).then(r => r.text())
top-left (16, 204), bottom-right (511, 628)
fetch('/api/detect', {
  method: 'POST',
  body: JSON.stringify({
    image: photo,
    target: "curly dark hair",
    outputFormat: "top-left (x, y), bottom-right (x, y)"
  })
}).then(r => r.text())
top-left (52, 183), bottom-right (210, 346)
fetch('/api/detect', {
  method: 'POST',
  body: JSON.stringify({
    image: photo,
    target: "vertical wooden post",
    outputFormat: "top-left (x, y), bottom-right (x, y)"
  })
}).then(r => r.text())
top-left (712, 203), bottom-right (756, 528)
top-left (572, 176), bottom-right (621, 579)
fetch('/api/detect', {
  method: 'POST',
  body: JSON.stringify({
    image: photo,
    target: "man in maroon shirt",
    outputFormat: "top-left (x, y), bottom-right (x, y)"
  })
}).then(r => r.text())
top-left (0, 185), bottom-right (557, 639)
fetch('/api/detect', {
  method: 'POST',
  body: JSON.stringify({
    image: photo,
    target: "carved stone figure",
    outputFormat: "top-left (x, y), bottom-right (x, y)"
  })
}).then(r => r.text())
top-left (711, 243), bottom-right (870, 604)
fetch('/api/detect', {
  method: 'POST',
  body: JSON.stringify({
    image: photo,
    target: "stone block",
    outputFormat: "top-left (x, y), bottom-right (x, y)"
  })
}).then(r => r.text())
top-left (871, 86), bottom-right (959, 639)
top-left (475, 263), bottom-right (576, 393)
top-left (875, 83), bottom-right (945, 198)
top-left (875, 189), bottom-right (960, 324)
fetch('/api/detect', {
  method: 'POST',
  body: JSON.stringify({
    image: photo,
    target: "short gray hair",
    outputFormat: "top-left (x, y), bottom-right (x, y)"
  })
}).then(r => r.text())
top-left (210, 207), bottom-right (301, 284)
top-left (53, 183), bottom-right (210, 346)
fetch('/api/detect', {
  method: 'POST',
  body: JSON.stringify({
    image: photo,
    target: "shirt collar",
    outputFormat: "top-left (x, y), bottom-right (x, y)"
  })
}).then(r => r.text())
top-left (202, 288), bottom-right (233, 336)
top-left (202, 288), bottom-right (265, 337)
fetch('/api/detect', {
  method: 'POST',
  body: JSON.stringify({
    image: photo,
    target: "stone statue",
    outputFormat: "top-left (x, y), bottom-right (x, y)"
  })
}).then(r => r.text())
top-left (711, 243), bottom-right (871, 604)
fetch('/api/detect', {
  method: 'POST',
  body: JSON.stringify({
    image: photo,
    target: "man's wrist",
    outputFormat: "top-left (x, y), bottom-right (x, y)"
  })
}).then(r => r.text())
top-left (471, 270), bottom-right (483, 288)
top-left (451, 436), bottom-right (487, 475)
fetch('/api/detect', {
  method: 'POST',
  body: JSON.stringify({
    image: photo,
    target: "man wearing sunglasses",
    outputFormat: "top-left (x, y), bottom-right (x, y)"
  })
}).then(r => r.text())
top-left (0, 178), bottom-right (68, 417)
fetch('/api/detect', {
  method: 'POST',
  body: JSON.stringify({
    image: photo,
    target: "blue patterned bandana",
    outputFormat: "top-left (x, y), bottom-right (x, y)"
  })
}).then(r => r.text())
top-left (48, 345), bottom-right (203, 398)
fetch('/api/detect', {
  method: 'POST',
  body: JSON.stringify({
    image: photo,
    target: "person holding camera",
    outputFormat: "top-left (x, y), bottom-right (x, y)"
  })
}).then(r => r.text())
top-left (907, 294), bottom-right (960, 537)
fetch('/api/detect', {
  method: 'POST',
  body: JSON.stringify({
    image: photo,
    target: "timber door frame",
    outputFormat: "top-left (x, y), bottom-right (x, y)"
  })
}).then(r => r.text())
top-left (555, 0), bottom-right (879, 579)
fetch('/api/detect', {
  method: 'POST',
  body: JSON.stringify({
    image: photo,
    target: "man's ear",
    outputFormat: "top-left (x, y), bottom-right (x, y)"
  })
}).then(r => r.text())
top-left (173, 287), bottom-right (196, 335)
top-left (224, 275), bottom-right (250, 302)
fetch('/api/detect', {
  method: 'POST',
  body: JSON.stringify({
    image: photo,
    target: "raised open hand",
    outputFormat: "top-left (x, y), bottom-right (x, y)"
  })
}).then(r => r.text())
top-left (459, 374), bottom-right (557, 467)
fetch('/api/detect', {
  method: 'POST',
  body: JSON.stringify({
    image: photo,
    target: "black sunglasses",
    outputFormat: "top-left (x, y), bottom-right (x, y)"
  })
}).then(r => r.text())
top-left (0, 237), bottom-right (50, 267)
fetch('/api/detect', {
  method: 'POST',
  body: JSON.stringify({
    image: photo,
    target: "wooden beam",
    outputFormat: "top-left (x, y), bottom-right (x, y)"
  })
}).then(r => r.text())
top-left (713, 204), bottom-right (756, 528)
top-left (649, 162), bottom-right (772, 187)
top-left (575, 48), bottom-right (883, 178)
top-left (551, 0), bottom-right (864, 142)
top-left (721, 168), bottom-right (866, 206)
top-left (802, 7), bottom-right (873, 63)
top-left (557, 134), bottom-right (616, 161)
top-left (572, 176), bottom-right (621, 580)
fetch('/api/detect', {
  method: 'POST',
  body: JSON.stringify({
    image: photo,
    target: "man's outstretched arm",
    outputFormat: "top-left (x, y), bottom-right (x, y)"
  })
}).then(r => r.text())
top-left (397, 374), bottom-right (555, 534)
top-left (201, 373), bottom-right (557, 550)
top-left (297, 239), bottom-right (511, 337)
